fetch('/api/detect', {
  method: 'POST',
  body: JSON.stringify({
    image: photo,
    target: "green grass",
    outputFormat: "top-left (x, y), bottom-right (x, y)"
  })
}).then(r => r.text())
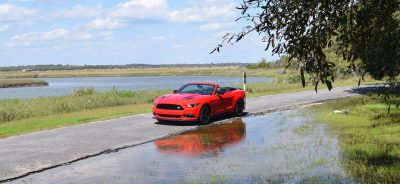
top-left (0, 104), bottom-right (151, 138)
top-left (0, 87), bottom-right (168, 123)
top-left (0, 78), bottom-right (48, 88)
top-left (313, 96), bottom-right (400, 183)
top-left (293, 124), bottom-right (313, 136)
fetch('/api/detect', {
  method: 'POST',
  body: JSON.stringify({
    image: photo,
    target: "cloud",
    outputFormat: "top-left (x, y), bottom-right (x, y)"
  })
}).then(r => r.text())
top-left (169, 2), bottom-right (235, 23)
top-left (2, 0), bottom-right (239, 50)
top-left (8, 29), bottom-right (70, 46)
top-left (75, 32), bottom-right (93, 40)
top-left (151, 35), bottom-right (175, 41)
top-left (86, 0), bottom-right (170, 30)
top-left (54, 4), bottom-right (104, 19)
top-left (119, 0), bottom-right (168, 9)
top-left (169, 8), bottom-right (202, 23)
top-left (111, 0), bottom-right (168, 20)
top-left (200, 22), bottom-right (231, 31)
top-left (85, 0), bottom-right (236, 30)
top-left (87, 18), bottom-right (125, 30)
top-left (5, 28), bottom-right (115, 48)
top-left (202, 4), bottom-right (235, 18)
top-left (172, 44), bottom-right (184, 49)
top-left (151, 36), bottom-right (167, 41)
top-left (0, 24), bottom-right (9, 32)
top-left (0, 3), bottom-right (37, 21)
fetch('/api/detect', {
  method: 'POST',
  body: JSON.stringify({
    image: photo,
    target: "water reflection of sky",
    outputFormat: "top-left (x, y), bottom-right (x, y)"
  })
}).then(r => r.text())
top-left (0, 76), bottom-right (272, 99)
top-left (12, 110), bottom-right (354, 184)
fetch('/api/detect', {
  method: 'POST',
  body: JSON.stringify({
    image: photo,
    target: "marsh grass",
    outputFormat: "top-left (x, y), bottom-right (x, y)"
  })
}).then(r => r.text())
top-left (0, 104), bottom-right (151, 138)
top-left (0, 79), bottom-right (48, 88)
top-left (0, 67), bottom-right (288, 79)
top-left (293, 124), bottom-right (313, 136)
top-left (0, 87), bottom-right (168, 124)
top-left (73, 86), bottom-right (95, 96)
top-left (313, 96), bottom-right (400, 183)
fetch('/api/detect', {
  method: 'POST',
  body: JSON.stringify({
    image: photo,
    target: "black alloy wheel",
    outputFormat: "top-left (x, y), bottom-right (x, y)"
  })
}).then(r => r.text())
top-left (198, 106), bottom-right (211, 125)
top-left (234, 99), bottom-right (245, 116)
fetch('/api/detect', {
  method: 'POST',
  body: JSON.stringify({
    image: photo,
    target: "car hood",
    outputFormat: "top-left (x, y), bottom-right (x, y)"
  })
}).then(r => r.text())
top-left (156, 93), bottom-right (208, 104)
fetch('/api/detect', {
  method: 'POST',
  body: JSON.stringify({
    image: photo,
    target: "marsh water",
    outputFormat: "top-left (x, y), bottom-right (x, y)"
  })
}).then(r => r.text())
top-left (0, 76), bottom-right (271, 99)
top-left (12, 110), bottom-right (353, 184)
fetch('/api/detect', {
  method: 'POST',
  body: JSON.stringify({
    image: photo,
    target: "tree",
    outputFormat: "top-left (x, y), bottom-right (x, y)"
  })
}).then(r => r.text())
top-left (212, 0), bottom-right (400, 92)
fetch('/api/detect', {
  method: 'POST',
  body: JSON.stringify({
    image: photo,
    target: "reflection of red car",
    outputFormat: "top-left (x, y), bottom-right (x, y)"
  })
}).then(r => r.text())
top-left (154, 119), bottom-right (246, 156)
top-left (152, 82), bottom-right (246, 124)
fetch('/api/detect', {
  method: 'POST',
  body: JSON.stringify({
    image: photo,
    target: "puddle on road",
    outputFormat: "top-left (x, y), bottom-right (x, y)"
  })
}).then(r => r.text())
top-left (154, 119), bottom-right (245, 157)
top-left (12, 110), bottom-right (353, 184)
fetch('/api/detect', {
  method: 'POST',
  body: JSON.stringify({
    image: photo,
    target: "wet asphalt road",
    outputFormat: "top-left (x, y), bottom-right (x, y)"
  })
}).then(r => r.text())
top-left (10, 111), bottom-right (354, 183)
top-left (0, 86), bottom-right (363, 182)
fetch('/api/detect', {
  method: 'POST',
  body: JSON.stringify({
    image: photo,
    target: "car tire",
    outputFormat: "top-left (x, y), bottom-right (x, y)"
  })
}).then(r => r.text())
top-left (198, 106), bottom-right (211, 125)
top-left (233, 99), bottom-right (245, 116)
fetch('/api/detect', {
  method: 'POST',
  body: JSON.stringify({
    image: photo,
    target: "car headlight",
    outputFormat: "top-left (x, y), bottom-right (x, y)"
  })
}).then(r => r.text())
top-left (154, 102), bottom-right (157, 106)
top-left (186, 103), bottom-right (200, 108)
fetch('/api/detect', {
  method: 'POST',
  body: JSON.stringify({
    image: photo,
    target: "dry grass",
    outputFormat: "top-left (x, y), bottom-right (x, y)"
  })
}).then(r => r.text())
top-left (0, 67), bottom-right (288, 78)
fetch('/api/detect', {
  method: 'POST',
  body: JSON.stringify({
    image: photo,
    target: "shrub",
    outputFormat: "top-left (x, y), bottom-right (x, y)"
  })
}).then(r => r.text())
top-left (286, 74), bottom-right (302, 84)
top-left (246, 59), bottom-right (271, 69)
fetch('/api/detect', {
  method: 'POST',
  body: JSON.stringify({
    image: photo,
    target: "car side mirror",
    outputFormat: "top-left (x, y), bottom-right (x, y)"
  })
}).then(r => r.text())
top-left (216, 88), bottom-right (225, 96)
top-left (173, 89), bottom-right (178, 94)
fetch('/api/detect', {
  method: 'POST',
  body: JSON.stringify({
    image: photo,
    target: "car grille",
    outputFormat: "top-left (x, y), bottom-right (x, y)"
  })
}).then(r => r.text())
top-left (157, 114), bottom-right (181, 118)
top-left (156, 104), bottom-right (184, 111)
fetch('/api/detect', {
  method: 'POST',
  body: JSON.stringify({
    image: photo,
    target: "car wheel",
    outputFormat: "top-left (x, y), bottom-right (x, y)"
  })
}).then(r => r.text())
top-left (233, 99), bottom-right (245, 116)
top-left (198, 106), bottom-right (211, 125)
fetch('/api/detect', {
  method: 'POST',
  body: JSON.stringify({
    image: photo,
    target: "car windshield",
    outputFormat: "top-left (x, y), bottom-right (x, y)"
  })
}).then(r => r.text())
top-left (178, 84), bottom-right (215, 95)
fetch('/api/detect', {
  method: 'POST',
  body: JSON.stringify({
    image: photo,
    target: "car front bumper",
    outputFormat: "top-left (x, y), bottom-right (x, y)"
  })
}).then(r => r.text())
top-left (152, 106), bottom-right (200, 121)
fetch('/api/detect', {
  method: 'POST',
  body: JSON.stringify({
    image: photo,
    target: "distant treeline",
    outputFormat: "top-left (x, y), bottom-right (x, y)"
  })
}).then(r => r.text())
top-left (0, 63), bottom-right (250, 72)
top-left (246, 57), bottom-right (290, 69)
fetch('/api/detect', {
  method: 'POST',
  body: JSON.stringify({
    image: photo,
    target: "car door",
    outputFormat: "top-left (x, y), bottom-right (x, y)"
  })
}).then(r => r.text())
top-left (209, 87), bottom-right (226, 114)
top-left (220, 90), bottom-right (234, 111)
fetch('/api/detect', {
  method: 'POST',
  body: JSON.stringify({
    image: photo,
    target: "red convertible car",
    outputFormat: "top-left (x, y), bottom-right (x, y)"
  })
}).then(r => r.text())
top-left (152, 82), bottom-right (246, 124)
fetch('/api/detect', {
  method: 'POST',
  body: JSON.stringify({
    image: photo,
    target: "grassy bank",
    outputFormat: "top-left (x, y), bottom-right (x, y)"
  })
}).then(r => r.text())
top-left (0, 87), bottom-right (168, 138)
top-left (0, 104), bottom-right (152, 138)
top-left (313, 96), bottom-right (400, 183)
top-left (0, 79), bottom-right (48, 88)
top-left (0, 67), bottom-right (287, 79)
top-left (0, 87), bottom-right (168, 124)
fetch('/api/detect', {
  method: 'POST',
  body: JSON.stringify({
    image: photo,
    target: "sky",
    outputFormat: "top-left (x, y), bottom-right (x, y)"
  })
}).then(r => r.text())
top-left (0, 0), bottom-right (277, 66)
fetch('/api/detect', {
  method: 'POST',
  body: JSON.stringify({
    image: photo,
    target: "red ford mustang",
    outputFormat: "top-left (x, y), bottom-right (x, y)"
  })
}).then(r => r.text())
top-left (152, 82), bottom-right (246, 124)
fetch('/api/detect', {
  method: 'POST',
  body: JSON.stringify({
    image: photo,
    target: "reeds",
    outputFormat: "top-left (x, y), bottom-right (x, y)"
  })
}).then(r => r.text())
top-left (0, 87), bottom-right (168, 123)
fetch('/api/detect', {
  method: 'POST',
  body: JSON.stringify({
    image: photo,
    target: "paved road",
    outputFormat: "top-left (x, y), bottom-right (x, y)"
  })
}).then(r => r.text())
top-left (0, 86), bottom-right (364, 182)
